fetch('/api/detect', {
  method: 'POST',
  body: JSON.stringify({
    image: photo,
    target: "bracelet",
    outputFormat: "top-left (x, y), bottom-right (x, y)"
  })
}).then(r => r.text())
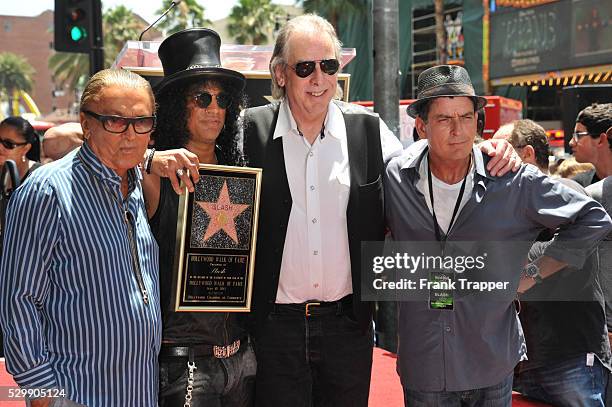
top-left (144, 148), bottom-right (156, 174)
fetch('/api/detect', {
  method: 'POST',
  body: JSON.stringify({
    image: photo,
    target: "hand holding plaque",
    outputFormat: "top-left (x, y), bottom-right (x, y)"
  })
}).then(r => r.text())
top-left (174, 164), bottom-right (262, 312)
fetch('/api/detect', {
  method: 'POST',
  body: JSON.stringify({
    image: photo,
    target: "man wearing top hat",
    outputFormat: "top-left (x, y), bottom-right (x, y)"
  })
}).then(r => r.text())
top-left (384, 64), bottom-right (612, 405)
top-left (141, 28), bottom-right (256, 406)
top-left (242, 14), bottom-right (520, 406)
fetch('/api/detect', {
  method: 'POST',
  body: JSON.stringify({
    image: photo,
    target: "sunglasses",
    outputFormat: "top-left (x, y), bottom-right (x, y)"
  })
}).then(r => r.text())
top-left (83, 110), bottom-right (156, 134)
top-left (288, 59), bottom-right (340, 78)
top-left (193, 92), bottom-right (232, 109)
top-left (0, 137), bottom-right (28, 150)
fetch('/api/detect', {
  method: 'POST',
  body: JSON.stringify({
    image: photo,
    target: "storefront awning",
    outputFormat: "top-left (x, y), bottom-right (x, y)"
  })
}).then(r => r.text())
top-left (490, 64), bottom-right (612, 87)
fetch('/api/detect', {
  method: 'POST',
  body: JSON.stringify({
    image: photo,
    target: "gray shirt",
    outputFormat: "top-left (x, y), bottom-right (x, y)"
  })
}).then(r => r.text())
top-left (586, 176), bottom-right (612, 333)
top-left (385, 140), bottom-right (612, 392)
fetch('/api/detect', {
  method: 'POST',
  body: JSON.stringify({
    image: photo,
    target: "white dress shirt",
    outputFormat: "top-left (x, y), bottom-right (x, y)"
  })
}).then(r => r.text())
top-left (275, 99), bottom-right (402, 303)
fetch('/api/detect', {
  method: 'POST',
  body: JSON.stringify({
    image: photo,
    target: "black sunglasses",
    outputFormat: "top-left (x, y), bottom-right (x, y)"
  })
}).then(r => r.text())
top-left (288, 59), bottom-right (340, 78)
top-left (0, 137), bottom-right (28, 150)
top-left (83, 110), bottom-right (156, 134)
top-left (193, 92), bottom-right (232, 110)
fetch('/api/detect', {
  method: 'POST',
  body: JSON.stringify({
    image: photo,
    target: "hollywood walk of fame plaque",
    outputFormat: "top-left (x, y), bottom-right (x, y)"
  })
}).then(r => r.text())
top-left (174, 164), bottom-right (262, 312)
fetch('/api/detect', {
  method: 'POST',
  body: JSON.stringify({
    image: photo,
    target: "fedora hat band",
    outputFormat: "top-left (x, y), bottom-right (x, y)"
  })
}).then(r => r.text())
top-left (418, 82), bottom-right (477, 99)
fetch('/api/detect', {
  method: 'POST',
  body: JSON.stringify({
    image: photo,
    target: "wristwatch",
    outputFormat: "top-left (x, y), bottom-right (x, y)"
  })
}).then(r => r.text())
top-left (523, 263), bottom-right (543, 284)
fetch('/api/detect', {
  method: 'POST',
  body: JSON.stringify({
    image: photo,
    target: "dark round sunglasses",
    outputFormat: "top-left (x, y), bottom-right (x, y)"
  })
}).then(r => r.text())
top-left (0, 137), bottom-right (28, 150)
top-left (193, 92), bottom-right (232, 110)
top-left (288, 59), bottom-right (340, 78)
top-left (83, 110), bottom-right (156, 134)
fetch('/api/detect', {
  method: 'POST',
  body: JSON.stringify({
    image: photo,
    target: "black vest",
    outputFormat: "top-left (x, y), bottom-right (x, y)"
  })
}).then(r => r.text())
top-left (243, 101), bottom-right (385, 332)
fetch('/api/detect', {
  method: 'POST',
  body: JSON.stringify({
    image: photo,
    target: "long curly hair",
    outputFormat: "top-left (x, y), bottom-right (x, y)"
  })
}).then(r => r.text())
top-left (153, 78), bottom-right (246, 166)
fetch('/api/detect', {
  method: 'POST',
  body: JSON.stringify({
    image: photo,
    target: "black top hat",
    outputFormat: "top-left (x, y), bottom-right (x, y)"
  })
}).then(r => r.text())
top-left (155, 28), bottom-right (245, 95)
top-left (407, 65), bottom-right (487, 118)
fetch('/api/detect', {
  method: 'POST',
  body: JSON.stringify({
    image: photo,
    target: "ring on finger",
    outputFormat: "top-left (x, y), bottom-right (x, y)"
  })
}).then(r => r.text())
top-left (176, 168), bottom-right (184, 178)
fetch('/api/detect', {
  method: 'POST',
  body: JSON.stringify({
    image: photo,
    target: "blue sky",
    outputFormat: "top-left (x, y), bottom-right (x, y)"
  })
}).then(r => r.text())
top-left (1, 0), bottom-right (295, 23)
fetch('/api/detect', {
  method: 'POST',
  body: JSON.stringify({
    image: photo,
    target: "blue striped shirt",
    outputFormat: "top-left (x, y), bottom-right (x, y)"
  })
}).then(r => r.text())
top-left (0, 142), bottom-right (161, 406)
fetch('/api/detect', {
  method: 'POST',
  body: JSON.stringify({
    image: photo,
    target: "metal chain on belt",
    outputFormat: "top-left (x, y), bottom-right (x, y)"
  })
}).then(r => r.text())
top-left (184, 360), bottom-right (197, 407)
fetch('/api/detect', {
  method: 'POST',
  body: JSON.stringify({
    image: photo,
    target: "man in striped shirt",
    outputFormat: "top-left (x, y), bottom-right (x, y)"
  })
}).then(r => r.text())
top-left (0, 69), bottom-right (162, 406)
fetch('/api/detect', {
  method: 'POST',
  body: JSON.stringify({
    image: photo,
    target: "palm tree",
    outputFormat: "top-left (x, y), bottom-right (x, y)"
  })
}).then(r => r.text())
top-left (104, 5), bottom-right (142, 59)
top-left (434, 0), bottom-right (447, 64)
top-left (155, 0), bottom-right (212, 35)
top-left (0, 53), bottom-right (35, 116)
top-left (228, 0), bottom-right (283, 45)
top-left (49, 5), bottom-right (143, 92)
top-left (48, 52), bottom-right (88, 92)
top-left (299, 0), bottom-right (367, 33)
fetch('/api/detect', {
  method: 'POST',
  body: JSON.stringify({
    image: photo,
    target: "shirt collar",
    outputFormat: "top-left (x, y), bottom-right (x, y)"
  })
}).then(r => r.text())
top-left (401, 139), bottom-right (494, 180)
top-left (273, 98), bottom-right (346, 142)
top-left (77, 141), bottom-right (140, 192)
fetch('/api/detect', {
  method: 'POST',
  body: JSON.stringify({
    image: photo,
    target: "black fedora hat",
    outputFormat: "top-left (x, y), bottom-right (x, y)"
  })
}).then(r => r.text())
top-left (155, 28), bottom-right (245, 95)
top-left (407, 65), bottom-right (487, 118)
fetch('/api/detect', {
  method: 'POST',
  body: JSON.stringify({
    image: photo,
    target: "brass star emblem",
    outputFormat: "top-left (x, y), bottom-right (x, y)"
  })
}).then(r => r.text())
top-left (197, 181), bottom-right (250, 244)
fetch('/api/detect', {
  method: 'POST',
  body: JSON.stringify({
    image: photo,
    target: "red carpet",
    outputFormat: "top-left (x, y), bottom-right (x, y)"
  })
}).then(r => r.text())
top-left (1, 353), bottom-right (549, 406)
top-left (0, 359), bottom-right (23, 406)
top-left (367, 348), bottom-right (550, 406)
top-left (369, 347), bottom-right (403, 405)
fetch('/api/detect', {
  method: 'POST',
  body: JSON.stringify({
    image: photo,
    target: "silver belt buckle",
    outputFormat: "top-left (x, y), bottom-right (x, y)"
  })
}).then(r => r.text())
top-left (213, 339), bottom-right (240, 359)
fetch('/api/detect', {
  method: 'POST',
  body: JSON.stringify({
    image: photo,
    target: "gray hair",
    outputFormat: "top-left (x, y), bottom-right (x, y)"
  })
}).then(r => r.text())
top-left (507, 119), bottom-right (549, 171)
top-left (80, 68), bottom-right (155, 112)
top-left (269, 14), bottom-right (343, 100)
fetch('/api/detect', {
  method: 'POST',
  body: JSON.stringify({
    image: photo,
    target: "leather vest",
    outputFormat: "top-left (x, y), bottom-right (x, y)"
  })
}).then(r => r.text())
top-left (243, 101), bottom-right (385, 332)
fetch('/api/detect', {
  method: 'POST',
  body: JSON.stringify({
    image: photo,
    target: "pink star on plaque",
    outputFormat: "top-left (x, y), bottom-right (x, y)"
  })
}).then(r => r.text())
top-left (197, 181), bottom-right (250, 244)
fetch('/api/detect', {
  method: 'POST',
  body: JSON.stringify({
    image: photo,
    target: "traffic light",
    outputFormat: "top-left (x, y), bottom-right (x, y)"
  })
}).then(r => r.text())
top-left (54, 0), bottom-right (101, 53)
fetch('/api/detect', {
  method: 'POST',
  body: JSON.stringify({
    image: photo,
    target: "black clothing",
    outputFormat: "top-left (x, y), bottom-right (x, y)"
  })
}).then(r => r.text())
top-left (518, 241), bottom-right (611, 372)
top-left (243, 101), bottom-right (386, 334)
top-left (149, 176), bottom-right (246, 345)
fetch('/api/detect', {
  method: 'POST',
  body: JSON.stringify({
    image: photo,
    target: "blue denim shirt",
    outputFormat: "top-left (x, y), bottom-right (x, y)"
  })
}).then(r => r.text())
top-left (384, 140), bottom-right (612, 392)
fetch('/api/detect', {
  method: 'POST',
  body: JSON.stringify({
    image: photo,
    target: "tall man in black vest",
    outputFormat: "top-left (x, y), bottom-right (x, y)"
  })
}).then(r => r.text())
top-left (243, 14), bottom-right (519, 407)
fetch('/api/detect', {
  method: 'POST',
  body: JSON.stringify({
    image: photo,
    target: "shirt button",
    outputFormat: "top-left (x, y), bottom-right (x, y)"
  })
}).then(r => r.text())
top-left (445, 326), bottom-right (451, 332)
top-left (310, 185), bottom-right (315, 191)
top-left (314, 283), bottom-right (319, 288)
top-left (309, 151), bottom-right (314, 157)
top-left (312, 218), bottom-right (318, 224)
top-left (313, 250), bottom-right (318, 255)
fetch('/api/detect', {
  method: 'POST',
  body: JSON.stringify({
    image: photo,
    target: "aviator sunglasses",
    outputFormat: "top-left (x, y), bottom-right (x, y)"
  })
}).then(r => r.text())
top-left (83, 110), bottom-right (156, 134)
top-left (193, 92), bottom-right (232, 110)
top-left (288, 59), bottom-right (340, 78)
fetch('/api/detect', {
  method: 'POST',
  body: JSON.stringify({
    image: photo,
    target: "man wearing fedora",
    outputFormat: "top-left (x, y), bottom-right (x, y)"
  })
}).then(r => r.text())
top-left (241, 14), bottom-right (520, 406)
top-left (384, 64), bottom-right (612, 406)
top-left (142, 28), bottom-right (256, 407)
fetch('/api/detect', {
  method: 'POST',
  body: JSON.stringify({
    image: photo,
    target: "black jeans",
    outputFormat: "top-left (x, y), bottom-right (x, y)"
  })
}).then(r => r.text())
top-left (403, 373), bottom-right (513, 407)
top-left (159, 342), bottom-right (256, 407)
top-left (254, 302), bottom-right (374, 407)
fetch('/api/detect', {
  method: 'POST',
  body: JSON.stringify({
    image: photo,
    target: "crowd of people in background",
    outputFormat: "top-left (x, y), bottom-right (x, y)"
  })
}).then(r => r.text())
top-left (0, 12), bottom-right (611, 407)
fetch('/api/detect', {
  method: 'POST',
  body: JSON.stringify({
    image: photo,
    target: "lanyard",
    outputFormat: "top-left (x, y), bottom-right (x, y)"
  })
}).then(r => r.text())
top-left (427, 154), bottom-right (471, 250)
